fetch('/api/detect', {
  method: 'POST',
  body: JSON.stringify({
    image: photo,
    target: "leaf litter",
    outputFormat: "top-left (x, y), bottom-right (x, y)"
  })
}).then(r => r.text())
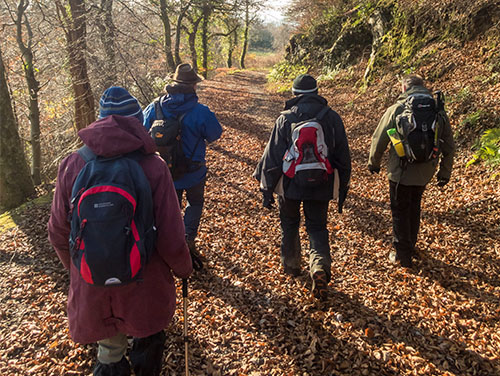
top-left (0, 67), bottom-right (499, 375)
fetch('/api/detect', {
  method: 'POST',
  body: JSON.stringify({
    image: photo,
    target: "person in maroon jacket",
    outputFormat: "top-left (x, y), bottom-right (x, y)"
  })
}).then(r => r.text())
top-left (48, 87), bottom-right (193, 376)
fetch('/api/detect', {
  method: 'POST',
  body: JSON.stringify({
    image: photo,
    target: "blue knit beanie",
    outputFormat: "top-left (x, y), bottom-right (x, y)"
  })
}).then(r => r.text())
top-left (98, 86), bottom-right (144, 123)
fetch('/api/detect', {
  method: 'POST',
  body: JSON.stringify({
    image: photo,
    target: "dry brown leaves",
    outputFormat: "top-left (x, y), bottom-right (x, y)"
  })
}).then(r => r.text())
top-left (1, 62), bottom-right (499, 375)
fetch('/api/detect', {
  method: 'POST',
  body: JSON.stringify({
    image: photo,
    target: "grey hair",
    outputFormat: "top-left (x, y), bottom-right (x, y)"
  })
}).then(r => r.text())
top-left (402, 75), bottom-right (424, 89)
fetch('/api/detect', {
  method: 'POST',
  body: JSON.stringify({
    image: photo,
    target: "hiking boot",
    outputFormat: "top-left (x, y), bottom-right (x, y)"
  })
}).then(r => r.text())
top-left (389, 251), bottom-right (413, 268)
top-left (399, 257), bottom-right (413, 268)
top-left (311, 270), bottom-right (328, 300)
top-left (389, 251), bottom-right (414, 268)
top-left (93, 356), bottom-right (131, 376)
top-left (283, 265), bottom-right (301, 277)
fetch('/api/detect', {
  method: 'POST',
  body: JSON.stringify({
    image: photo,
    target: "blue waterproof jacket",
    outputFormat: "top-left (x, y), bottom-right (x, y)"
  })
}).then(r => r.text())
top-left (143, 91), bottom-right (222, 189)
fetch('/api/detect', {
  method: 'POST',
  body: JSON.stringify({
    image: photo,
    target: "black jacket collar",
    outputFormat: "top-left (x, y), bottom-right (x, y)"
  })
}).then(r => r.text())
top-left (285, 94), bottom-right (328, 109)
top-left (284, 94), bottom-right (328, 117)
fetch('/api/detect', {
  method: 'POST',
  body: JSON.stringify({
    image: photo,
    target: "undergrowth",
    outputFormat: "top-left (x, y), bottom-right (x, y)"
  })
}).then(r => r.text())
top-left (267, 61), bottom-right (310, 92)
top-left (467, 128), bottom-right (500, 171)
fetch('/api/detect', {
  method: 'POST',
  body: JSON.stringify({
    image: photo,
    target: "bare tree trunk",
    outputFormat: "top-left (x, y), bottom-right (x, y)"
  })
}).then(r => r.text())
top-left (201, 3), bottom-right (211, 78)
top-left (96, 0), bottom-right (117, 89)
top-left (186, 16), bottom-right (202, 72)
top-left (0, 45), bottom-right (35, 210)
top-left (174, 13), bottom-right (184, 66)
top-left (56, 0), bottom-right (95, 131)
top-left (240, 2), bottom-right (249, 69)
top-left (174, 1), bottom-right (192, 67)
top-left (159, 0), bottom-right (176, 72)
top-left (227, 26), bottom-right (238, 68)
top-left (15, 0), bottom-right (41, 185)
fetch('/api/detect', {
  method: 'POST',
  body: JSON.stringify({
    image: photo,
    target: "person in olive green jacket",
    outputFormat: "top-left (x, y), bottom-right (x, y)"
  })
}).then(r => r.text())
top-left (368, 75), bottom-right (455, 268)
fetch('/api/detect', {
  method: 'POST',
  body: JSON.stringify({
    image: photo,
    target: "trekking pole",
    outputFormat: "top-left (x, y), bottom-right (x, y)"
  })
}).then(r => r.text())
top-left (182, 278), bottom-right (189, 376)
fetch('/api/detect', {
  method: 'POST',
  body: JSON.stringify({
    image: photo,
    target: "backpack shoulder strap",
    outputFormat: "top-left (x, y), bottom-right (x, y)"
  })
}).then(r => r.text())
top-left (154, 98), bottom-right (164, 120)
top-left (315, 106), bottom-right (330, 121)
top-left (77, 145), bottom-right (96, 163)
top-left (281, 110), bottom-right (300, 130)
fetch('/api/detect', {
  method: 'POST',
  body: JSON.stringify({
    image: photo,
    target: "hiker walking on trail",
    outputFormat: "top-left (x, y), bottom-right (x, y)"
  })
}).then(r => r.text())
top-left (368, 75), bottom-right (455, 268)
top-left (143, 63), bottom-right (222, 269)
top-left (48, 87), bottom-right (193, 376)
top-left (254, 74), bottom-right (351, 300)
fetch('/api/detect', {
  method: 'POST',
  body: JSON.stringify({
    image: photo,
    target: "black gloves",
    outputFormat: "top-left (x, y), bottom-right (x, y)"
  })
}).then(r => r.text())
top-left (262, 190), bottom-right (275, 209)
top-left (187, 240), bottom-right (203, 271)
top-left (368, 165), bottom-right (380, 174)
top-left (437, 178), bottom-right (449, 187)
top-left (190, 250), bottom-right (203, 271)
top-left (338, 187), bottom-right (348, 214)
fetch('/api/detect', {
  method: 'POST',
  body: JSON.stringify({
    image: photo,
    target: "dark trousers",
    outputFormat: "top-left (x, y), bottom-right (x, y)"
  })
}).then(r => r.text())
top-left (389, 181), bottom-right (426, 262)
top-left (278, 197), bottom-right (332, 281)
top-left (94, 331), bottom-right (165, 376)
top-left (176, 178), bottom-right (206, 241)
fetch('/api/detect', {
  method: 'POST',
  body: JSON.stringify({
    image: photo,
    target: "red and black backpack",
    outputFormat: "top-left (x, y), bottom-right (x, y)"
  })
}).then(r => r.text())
top-left (69, 146), bottom-right (157, 286)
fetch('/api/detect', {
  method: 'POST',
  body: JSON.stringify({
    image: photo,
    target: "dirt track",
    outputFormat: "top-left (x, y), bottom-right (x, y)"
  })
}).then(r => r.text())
top-left (0, 70), bottom-right (499, 375)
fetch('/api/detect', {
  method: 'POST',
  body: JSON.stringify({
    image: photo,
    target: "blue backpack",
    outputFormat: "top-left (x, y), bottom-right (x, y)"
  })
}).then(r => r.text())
top-left (69, 146), bottom-right (157, 286)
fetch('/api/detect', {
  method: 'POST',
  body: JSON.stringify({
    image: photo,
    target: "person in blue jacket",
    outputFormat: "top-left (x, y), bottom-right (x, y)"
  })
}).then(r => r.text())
top-left (143, 64), bottom-right (222, 266)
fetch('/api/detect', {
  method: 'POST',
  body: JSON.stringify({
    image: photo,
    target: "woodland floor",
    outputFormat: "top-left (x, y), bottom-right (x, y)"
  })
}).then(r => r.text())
top-left (1, 69), bottom-right (499, 376)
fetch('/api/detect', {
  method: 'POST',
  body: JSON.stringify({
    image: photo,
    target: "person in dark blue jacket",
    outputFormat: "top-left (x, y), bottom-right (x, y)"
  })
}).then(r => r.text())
top-left (143, 64), bottom-right (222, 264)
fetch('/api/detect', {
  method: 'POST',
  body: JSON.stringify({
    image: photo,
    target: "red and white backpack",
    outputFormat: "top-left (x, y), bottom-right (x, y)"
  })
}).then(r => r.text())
top-left (282, 106), bottom-right (334, 187)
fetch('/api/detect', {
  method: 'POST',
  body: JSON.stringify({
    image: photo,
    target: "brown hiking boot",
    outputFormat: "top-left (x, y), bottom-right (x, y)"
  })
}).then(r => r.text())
top-left (311, 270), bottom-right (328, 300)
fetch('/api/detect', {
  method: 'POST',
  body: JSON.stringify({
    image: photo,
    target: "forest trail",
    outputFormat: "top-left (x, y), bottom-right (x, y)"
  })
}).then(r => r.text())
top-left (1, 70), bottom-right (499, 375)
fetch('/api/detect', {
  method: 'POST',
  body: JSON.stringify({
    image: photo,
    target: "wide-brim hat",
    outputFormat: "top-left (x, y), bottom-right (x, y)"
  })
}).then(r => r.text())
top-left (173, 63), bottom-right (203, 84)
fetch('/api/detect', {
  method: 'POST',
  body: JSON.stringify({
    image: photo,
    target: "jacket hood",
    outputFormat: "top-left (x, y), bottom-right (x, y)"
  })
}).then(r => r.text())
top-left (78, 115), bottom-right (156, 158)
top-left (285, 93), bottom-right (328, 110)
top-left (160, 93), bottom-right (198, 116)
top-left (398, 85), bottom-right (431, 101)
top-left (284, 93), bottom-right (328, 116)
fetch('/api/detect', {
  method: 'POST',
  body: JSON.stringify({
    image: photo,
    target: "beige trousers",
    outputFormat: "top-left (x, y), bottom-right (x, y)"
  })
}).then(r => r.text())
top-left (97, 333), bottom-right (128, 364)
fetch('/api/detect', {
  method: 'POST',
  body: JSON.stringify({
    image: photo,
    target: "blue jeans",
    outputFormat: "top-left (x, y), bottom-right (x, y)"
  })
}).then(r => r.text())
top-left (176, 178), bottom-right (206, 241)
top-left (278, 197), bottom-right (332, 281)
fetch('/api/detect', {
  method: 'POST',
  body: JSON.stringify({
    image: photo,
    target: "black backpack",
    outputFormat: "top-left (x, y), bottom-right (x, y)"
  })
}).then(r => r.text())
top-left (69, 146), bottom-right (157, 286)
top-left (395, 93), bottom-right (443, 163)
top-left (149, 100), bottom-right (198, 180)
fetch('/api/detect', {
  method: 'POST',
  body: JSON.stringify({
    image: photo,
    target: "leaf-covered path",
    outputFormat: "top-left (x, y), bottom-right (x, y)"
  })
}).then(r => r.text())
top-left (1, 70), bottom-right (499, 375)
